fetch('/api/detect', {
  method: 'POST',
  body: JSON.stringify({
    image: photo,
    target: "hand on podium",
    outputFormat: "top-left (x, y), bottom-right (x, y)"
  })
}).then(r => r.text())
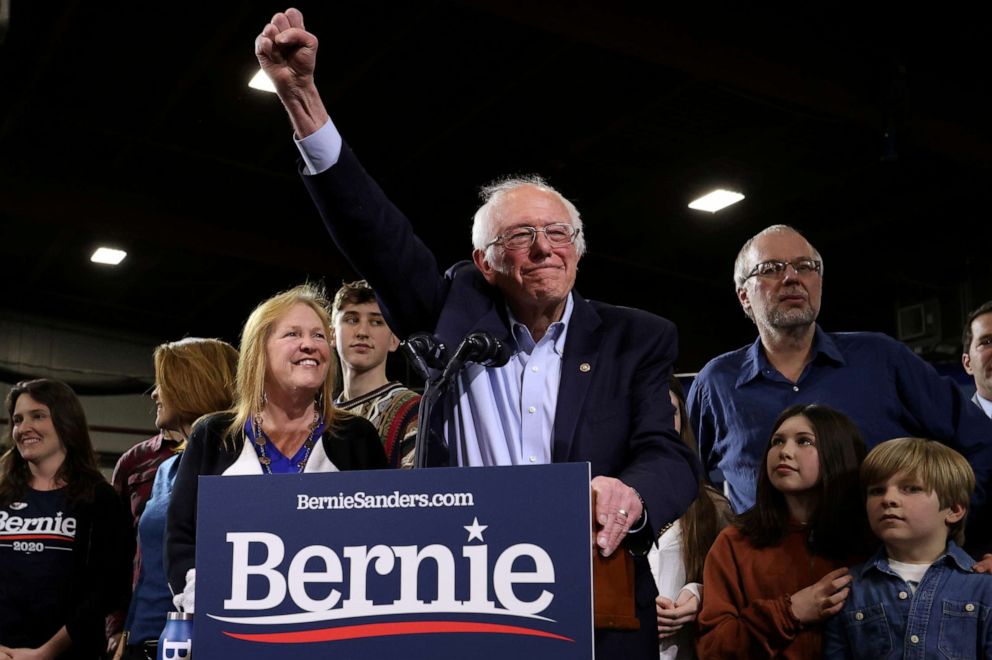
top-left (591, 480), bottom-right (641, 630)
top-left (591, 476), bottom-right (643, 557)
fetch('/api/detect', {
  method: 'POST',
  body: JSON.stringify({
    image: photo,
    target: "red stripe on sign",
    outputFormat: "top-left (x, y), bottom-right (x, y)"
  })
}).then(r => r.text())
top-left (1, 534), bottom-right (73, 542)
top-left (223, 621), bottom-right (574, 643)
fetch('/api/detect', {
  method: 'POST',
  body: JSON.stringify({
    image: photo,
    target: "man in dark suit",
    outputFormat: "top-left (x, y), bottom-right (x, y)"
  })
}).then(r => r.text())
top-left (256, 9), bottom-right (700, 655)
top-left (964, 301), bottom-right (992, 419)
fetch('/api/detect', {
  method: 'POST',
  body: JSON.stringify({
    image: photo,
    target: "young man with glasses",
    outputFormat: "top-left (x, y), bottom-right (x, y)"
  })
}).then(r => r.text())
top-left (687, 225), bottom-right (992, 552)
top-left (256, 10), bottom-right (700, 657)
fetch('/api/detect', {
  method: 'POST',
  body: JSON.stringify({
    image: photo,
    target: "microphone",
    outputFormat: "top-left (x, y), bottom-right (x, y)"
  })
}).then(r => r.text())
top-left (439, 331), bottom-right (514, 384)
top-left (400, 332), bottom-right (449, 381)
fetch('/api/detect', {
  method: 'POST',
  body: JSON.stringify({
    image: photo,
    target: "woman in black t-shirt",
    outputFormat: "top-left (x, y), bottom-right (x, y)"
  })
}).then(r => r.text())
top-left (0, 379), bottom-right (132, 659)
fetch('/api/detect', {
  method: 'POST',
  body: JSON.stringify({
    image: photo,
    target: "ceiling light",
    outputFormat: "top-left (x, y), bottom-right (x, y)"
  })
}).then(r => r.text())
top-left (91, 247), bottom-right (127, 265)
top-left (249, 69), bottom-right (277, 94)
top-left (688, 189), bottom-right (745, 213)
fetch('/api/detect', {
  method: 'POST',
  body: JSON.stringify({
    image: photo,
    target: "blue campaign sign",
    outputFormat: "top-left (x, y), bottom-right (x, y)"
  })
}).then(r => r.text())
top-left (194, 463), bottom-right (593, 659)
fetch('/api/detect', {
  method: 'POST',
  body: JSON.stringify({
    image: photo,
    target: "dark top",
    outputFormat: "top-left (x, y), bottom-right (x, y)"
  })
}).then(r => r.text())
top-left (0, 482), bottom-right (132, 659)
top-left (165, 411), bottom-right (387, 594)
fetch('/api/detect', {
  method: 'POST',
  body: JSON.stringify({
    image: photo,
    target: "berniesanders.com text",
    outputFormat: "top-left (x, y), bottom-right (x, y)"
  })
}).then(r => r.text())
top-left (296, 490), bottom-right (474, 510)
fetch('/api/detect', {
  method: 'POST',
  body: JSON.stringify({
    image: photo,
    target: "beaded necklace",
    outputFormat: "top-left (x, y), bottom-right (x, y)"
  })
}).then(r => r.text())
top-left (250, 408), bottom-right (321, 474)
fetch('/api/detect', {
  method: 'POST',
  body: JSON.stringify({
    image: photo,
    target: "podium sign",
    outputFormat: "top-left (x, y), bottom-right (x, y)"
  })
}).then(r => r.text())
top-left (194, 463), bottom-right (593, 659)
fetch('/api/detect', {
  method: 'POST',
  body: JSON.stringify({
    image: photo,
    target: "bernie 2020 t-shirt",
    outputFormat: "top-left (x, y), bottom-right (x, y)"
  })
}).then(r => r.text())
top-left (0, 487), bottom-right (78, 648)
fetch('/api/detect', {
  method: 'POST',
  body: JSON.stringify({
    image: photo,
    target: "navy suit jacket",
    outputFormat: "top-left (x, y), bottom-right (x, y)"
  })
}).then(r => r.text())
top-left (299, 144), bottom-right (701, 656)
top-left (301, 144), bottom-right (699, 539)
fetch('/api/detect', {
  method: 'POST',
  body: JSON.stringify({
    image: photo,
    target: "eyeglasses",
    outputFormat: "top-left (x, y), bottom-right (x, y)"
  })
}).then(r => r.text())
top-left (744, 258), bottom-right (822, 281)
top-left (486, 223), bottom-right (580, 251)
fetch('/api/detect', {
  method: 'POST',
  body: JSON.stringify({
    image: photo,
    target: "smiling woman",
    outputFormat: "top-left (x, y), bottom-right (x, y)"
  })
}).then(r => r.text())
top-left (0, 379), bottom-right (132, 659)
top-left (165, 283), bottom-right (388, 613)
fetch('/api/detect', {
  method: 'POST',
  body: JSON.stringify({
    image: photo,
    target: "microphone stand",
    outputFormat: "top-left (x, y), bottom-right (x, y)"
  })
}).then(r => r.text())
top-left (400, 334), bottom-right (449, 469)
top-left (412, 373), bottom-right (446, 469)
top-left (404, 330), bottom-right (512, 468)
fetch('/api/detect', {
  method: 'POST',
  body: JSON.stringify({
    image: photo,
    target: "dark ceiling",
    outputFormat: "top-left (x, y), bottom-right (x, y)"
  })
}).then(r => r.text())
top-left (1, 1), bottom-right (990, 386)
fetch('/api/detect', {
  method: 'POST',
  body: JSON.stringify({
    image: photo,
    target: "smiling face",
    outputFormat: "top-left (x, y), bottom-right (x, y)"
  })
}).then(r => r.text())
top-left (333, 300), bottom-right (399, 375)
top-left (963, 311), bottom-right (992, 400)
top-left (151, 385), bottom-right (179, 431)
top-left (737, 230), bottom-right (822, 332)
top-left (264, 303), bottom-right (331, 397)
top-left (766, 414), bottom-right (821, 497)
top-left (11, 393), bottom-right (66, 471)
top-left (866, 470), bottom-right (965, 562)
top-left (473, 185), bottom-right (579, 320)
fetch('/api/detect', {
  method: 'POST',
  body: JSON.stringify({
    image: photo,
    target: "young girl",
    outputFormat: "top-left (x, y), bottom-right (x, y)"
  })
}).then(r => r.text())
top-left (650, 376), bottom-right (733, 659)
top-left (696, 403), bottom-right (872, 659)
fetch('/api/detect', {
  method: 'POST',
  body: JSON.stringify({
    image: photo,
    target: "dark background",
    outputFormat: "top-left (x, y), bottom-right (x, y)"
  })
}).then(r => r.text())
top-left (1, 1), bottom-right (989, 388)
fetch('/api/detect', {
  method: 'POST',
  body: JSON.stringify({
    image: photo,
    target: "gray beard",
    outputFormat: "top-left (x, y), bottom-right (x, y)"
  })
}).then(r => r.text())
top-left (768, 305), bottom-right (816, 329)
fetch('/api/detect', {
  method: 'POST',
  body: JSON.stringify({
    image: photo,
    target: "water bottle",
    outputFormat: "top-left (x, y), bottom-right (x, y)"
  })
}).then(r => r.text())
top-left (157, 611), bottom-right (193, 660)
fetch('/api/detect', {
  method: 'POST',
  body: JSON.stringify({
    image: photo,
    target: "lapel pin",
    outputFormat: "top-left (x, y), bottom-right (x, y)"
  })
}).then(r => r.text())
top-left (579, 362), bottom-right (591, 372)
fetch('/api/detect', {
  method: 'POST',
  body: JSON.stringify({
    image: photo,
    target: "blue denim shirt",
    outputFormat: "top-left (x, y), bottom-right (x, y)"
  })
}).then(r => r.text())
top-left (125, 453), bottom-right (181, 642)
top-left (823, 542), bottom-right (992, 659)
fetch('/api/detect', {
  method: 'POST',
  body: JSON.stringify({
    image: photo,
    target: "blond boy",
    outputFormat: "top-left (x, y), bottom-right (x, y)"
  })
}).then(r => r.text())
top-left (824, 438), bottom-right (992, 658)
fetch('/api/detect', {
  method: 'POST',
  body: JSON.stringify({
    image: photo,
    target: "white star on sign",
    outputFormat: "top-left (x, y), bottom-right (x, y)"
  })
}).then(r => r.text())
top-left (464, 517), bottom-right (488, 542)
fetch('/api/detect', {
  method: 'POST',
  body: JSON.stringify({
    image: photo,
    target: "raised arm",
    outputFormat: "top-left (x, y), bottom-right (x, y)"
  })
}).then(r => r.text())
top-left (254, 8), bottom-right (448, 337)
top-left (255, 8), bottom-right (329, 139)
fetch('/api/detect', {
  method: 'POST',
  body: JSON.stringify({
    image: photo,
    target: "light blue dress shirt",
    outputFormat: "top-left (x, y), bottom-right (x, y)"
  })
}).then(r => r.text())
top-left (444, 296), bottom-right (572, 466)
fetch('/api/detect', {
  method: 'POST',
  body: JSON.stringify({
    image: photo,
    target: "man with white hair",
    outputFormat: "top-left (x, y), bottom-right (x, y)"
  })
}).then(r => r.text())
top-left (256, 9), bottom-right (700, 656)
top-left (688, 224), bottom-right (992, 523)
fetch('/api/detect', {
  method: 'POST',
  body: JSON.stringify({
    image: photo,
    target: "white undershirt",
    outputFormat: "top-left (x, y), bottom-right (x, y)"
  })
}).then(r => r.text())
top-left (887, 558), bottom-right (931, 594)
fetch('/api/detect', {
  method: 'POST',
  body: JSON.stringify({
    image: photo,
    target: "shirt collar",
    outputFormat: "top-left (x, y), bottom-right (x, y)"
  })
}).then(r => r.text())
top-left (507, 293), bottom-right (573, 356)
top-left (861, 540), bottom-right (974, 578)
top-left (151, 431), bottom-right (183, 452)
top-left (736, 324), bottom-right (845, 388)
top-left (976, 393), bottom-right (992, 418)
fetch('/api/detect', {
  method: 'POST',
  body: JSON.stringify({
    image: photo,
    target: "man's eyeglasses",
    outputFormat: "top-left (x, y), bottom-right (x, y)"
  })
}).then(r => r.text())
top-left (745, 258), bottom-right (822, 281)
top-left (486, 223), bottom-right (580, 251)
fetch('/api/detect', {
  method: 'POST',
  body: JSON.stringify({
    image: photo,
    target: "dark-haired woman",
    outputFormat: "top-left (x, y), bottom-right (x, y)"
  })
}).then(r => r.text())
top-left (0, 379), bottom-right (132, 659)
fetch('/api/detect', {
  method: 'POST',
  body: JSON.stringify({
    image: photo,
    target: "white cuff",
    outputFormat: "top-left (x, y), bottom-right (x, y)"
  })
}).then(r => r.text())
top-left (294, 117), bottom-right (342, 175)
top-left (680, 582), bottom-right (702, 603)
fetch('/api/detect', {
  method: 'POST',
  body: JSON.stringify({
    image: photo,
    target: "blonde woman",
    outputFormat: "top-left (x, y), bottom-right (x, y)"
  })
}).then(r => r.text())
top-left (166, 284), bottom-right (387, 610)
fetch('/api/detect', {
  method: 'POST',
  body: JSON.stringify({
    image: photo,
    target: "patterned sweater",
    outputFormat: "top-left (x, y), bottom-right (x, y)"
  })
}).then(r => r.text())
top-left (336, 382), bottom-right (420, 468)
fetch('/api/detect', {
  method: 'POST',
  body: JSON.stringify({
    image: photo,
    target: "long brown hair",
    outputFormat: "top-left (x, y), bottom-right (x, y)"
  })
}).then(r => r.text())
top-left (670, 376), bottom-right (729, 583)
top-left (0, 379), bottom-right (105, 506)
top-left (735, 403), bottom-right (869, 560)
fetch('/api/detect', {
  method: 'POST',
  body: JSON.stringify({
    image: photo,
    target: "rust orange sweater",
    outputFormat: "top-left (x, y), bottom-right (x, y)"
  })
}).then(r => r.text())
top-left (697, 524), bottom-right (846, 659)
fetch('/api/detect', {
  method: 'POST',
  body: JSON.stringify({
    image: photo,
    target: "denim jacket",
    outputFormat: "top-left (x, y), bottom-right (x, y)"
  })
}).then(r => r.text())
top-left (823, 542), bottom-right (992, 659)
